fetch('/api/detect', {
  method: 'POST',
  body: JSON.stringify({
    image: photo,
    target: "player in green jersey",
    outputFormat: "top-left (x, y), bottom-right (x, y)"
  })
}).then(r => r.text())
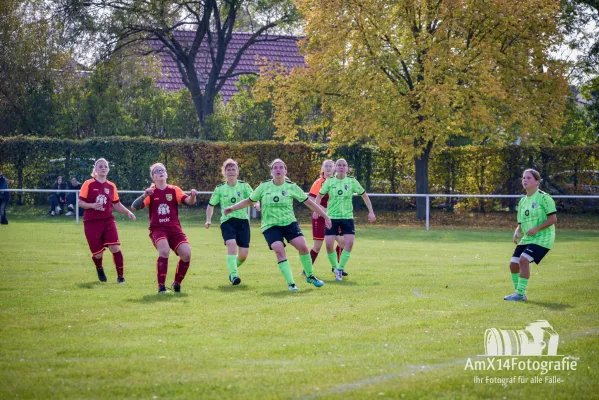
top-left (224, 159), bottom-right (332, 291)
top-left (315, 158), bottom-right (376, 281)
top-left (505, 169), bottom-right (557, 301)
top-left (206, 159), bottom-right (259, 286)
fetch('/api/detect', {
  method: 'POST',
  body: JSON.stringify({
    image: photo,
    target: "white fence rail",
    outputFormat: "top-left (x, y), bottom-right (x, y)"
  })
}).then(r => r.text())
top-left (4, 189), bottom-right (599, 231)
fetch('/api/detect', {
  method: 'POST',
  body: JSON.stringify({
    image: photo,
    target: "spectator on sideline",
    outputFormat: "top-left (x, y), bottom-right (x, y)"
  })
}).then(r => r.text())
top-left (66, 177), bottom-right (82, 216)
top-left (49, 175), bottom-right (67, 216)
top-left (0, 173), bottom-right (9, 225)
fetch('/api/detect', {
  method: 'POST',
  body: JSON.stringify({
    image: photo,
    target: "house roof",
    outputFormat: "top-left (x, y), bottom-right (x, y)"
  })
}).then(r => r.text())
top-left (150, 31), bottom-right (305, 102)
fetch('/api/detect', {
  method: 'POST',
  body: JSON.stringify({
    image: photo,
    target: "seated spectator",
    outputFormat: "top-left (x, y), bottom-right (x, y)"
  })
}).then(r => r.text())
top-left (49, 175), bottom-right (67, 216)
top-left (0, 173), bottom-right (9, 225)
top-left (66, 177), bottom-right (83, 216)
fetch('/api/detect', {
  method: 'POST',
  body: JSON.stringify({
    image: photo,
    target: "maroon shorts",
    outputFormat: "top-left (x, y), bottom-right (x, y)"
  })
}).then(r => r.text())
top-left (312, 216), bottom-right (342, 240)
top-left (149, 226), bottom-right (189, 255)
top-left (84, 218), bottom-right (120, 255)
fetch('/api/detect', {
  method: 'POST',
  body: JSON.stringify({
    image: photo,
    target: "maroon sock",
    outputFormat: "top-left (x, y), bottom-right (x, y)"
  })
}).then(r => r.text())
top-left (92, 256), bottom-right (103, 269)
top-left (336, 245), bottom-right (342, 262)
top-left (310, 249), bottom-right (319, 264)
top-left (112, 251), bottom-right (124, 278)
top-left (156, 257), bottom-right (168, 286)
top-left (174, 259), bottom-right (190, 284)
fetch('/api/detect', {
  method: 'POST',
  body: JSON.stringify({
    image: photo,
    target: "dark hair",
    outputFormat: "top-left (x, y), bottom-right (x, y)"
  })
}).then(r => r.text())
top-left (523, 168), bottom-right (541, 182)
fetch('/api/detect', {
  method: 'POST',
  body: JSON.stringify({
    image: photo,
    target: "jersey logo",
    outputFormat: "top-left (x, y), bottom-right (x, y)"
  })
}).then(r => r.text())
top-left (158, 204), bottom-right (170, 216)
top-left (273, 196), bottom-right (280, 203)
top-left (104, 188), bottom-right (110, 195)
top-left (166, 194), bottom-right (173, 201)
top-left (282, 190), bottom-right (287, 196)
top-left (96, 194), bottom-right (107, 211)
top-left (338, 190), bottom-right (343, 196)
top-left (532, 202), bottom-right (537, 209)
top-left (344, 184), bottom-right (349, 190)
top-left (93, 188), bottom-right (99, 191)
top-left (237, 191), bottom-right (241, 197)
top-left (230, 197), bottom-right (237, 204)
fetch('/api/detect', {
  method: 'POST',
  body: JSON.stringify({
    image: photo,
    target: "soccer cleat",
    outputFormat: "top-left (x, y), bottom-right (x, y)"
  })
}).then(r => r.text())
top-left (65, 211), bottom-right (74, 216)
top-left (68, 204), bottom-right (74, 211)
top-left (96, 268), bottom-right (107, 282)
top-left (50, 211), bottom-right (55, 216)
top-left (504, 293), bottom-right (527, 301)
top-left (158, 285), bottom-right (168, 294)
top-left (288, 284), bottom-right (299, 291)
top-left (55, 205), bottom-right (62, 214)
top-left (117, 277), bottom-right (125, 284)
top-left (171, 282), bottom-right (181, 292)
top-left (306, 275), bottom-right (324, 287)
top-left (331, 268), bottom-right (348, 276)
top-left (334, 269), bottom-right (343, 281)
top-left (229, 275), bottom-right (241, 286)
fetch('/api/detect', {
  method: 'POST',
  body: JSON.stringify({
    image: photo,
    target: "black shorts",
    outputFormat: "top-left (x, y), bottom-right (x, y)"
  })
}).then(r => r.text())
top-left (512, 244), bottom-right (550, 265)
top-left (326, 219), bottom-right (355, 236)
top-left (263, 222), bottom-right (304, 250)
top-left (220, 218), bottom-right (250, 248)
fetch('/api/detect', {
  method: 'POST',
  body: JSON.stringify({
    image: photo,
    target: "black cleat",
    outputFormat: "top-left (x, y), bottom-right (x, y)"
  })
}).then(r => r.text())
top-left (229, 275), bottom-right (241, 286)
top-left (331, 268), bottom-right (348, 277)
top-left (171, 282), bottom-right (181, 293)
top-left (158, 285), bottom-right (167, 294)
top-left (117, 277), bottom-right (125, 284)
top-left (96, 268), bottom-right (107, 282)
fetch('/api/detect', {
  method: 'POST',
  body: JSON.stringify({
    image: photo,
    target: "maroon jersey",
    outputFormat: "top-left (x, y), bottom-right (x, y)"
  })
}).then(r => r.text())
top-left (143, 185), bottom-right (188, 229)
top-left (79, 178), bottom-right (120, 222)
top-left (309, 177), bottom-right (329, 208)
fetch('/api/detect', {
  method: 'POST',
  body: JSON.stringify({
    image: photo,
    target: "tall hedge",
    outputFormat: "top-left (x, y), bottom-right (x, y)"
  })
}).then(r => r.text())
top-left (1, 137), bottom-right (598, 210)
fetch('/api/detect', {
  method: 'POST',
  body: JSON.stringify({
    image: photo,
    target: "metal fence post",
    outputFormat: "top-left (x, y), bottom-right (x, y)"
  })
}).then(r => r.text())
top-left (425, 195), bottom-right (430, 231)
top-left (76, 190), bottom-right (80, 226)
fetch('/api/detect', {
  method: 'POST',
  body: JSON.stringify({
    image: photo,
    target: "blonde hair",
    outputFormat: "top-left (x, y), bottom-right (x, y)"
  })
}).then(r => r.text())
top-left (149, 163), bottom-right (166, 178)
top-left (523, 168), bottom-right (541, 182)
top-left (335, 158), bottom-right (351, 174)
top-left (269, 158), bottom-right (287, 171)
top-left (91, 158), bottom-right (109, 178)
top-left (320, 159), bottom-right (334, 178)
top-left (221, 159), bottom-right (239, 179)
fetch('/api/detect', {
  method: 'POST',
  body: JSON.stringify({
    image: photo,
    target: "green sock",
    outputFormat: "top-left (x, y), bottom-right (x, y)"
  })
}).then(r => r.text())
top-left (511, 273), bottom-right (520, 290)
top-left (277, 260), bottom-right (295, 285)
top-left (236, 257), bottom-right (244, 267)
top-left (299, 253), bottom-right (313, 277)
top-left (327, 252), bottom-right (338, 269)
top-left (516, 277), bottom-right (529, 295)
top-left (227, 255), bottom-right (238, 278)
top-left (339, 249), bottom-right (351, 270)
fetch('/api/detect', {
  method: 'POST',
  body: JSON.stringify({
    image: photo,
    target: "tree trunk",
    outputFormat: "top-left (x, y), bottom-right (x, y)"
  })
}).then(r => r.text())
top-left (414, 142), bottom-right (433, 220)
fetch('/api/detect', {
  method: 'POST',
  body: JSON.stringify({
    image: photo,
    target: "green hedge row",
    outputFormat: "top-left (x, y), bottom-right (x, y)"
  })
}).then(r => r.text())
top-left (1, 137), bottom-right (598, 209)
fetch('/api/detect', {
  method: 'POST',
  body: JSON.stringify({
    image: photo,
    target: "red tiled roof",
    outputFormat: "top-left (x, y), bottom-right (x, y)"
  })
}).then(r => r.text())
top-left (150, 31), bottom-right (305, 102)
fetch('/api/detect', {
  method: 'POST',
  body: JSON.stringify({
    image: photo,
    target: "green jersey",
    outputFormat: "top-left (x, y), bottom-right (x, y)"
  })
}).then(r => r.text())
top-left (249, 179), bottom-right (308, 232)
top-left (209, 180), bottom-right (253, 223)
top-left (517, 190), bottom-right (557, 249)
top-left (319, 176), bottom-right (366, 219)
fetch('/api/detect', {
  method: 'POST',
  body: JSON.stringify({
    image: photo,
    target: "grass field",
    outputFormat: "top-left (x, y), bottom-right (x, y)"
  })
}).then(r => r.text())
top-left (1, 211), bottom-right (598, 399)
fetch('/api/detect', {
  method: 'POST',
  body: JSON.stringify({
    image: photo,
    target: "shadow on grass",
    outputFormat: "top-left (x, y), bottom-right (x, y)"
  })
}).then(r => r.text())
top-left (261, 289), bottom-right (314, 298)
top-left (200, 284), bottom-right (251, 292)
top-left (326, 281), bottom-right (358, 286)
top-left (127, 293), bottom-right (189, 303)
top-left (524, 300), bottom-right (574, 310)
top-left (76, 281), bottom-right (103, 289)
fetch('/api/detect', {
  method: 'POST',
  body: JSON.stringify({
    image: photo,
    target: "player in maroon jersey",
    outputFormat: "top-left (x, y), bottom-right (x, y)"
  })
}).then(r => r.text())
top-left (78, 158), bottom-right (136, 283)
top-left (131, 163), bottom-right (198, 294)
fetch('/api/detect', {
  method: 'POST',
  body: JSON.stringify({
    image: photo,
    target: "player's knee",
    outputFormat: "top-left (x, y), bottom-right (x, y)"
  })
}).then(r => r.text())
top-left (179, 249), bottom-right (191, 262)
top-left (108, 245), bottom-right (120, 253)
top-left (510, 257), bottom-right (520, 264)
top-left (93, 253), bottom-right (103, 260)
top-left (158, 249), bottom-right (170, 258)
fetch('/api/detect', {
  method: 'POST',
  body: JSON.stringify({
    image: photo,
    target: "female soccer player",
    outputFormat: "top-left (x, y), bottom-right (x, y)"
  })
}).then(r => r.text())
top-left (505, 168), bottom-right (557, 301)
top-left (224, 159), bottom-right (331, 291)
top-left (131, 163), bottom-right (198, 294)
top-left (205, 159), bottom-right (258, 286)
top-left (315, 158), bottom-right (376, 281)
top-left (78, 158), bottom-right (136, 283)
top-left (308, 160), bottom-right (346, 274)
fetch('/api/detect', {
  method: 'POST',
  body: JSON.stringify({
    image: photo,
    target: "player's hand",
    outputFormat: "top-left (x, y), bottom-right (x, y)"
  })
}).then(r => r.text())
top-left (312, 212), bottom-right (319, 220)
top-left (190, 189), bottom-right (198, 196)
top-left (92, 202), bottom-right (103, 210)
top-left (254, 202), bottom-right (261, 212)
top-left (513, 230), bottom-right (520, 244)
top-left (526, 227), bottom-right (540, 236)
top-left (368, 212), bottom-right (376, 223)
top-left (324, 217), bottom-right (332, 230)
top-left (224, 207), bottom-right (232, 216)
top-left (128, 211), bottom-right (136, 221)
top-left (144, 187), bottom-right (154, 196)
top-left (205, 221), bottom-right (211, 229)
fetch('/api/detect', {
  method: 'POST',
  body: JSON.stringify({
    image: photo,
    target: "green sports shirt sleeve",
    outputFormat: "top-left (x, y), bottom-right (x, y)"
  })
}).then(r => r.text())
top-left (289, 182), bottom-right (308, 202)
top-left (208, 186), bottom-right (221, 207)
top-left (249, 182), bottom-right (265, 203)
